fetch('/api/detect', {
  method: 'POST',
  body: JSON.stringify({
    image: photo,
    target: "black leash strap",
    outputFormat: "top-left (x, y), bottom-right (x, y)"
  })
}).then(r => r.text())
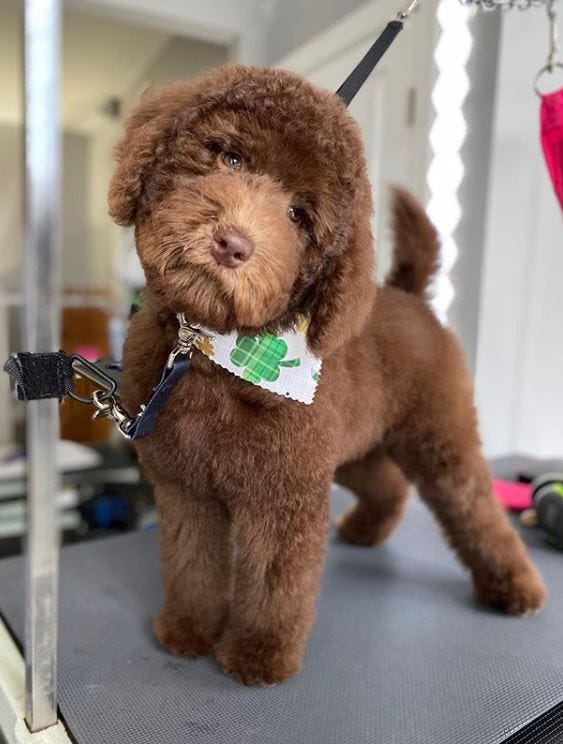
top-left (336, 20), bottom-right (404, 106)
top-left (126, 354), bottom-right (191, 440)
top-left (335, 0), bottom-right (422, 106)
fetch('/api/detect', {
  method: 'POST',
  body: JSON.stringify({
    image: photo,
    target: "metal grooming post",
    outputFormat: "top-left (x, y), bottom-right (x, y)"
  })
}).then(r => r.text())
top-left (22, 0), bottom-right (62, 732)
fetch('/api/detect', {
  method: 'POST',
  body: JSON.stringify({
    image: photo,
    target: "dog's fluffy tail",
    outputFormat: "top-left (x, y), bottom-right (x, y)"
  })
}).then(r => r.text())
top-left (385, 187), bottom-right (440, 298)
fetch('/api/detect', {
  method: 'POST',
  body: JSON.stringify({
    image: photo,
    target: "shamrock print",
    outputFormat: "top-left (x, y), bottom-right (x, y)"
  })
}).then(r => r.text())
top-left (230, 334), bottom-right (301, 383)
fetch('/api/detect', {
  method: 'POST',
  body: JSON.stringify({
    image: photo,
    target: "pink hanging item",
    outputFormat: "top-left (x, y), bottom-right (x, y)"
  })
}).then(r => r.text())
top-left (540, 85), bottom-right (563, 211)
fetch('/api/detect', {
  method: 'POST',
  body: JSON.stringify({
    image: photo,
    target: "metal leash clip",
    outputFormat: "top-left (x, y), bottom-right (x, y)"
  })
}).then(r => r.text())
top-left (65, 314), bottom-right (206, 439)
top-left (67, 354), bottom-right (136, 438)
top-left (397, 0), bottom-right (422, 21)
top-left (91, 390), bottom-right (137, 438)
top-left (166, 312), bottom-right (210, 369)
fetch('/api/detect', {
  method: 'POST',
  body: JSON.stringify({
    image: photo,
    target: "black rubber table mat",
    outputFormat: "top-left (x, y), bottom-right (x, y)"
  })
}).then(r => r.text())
top-left (0, 489), bottom-right (562, 744)
top-left (505, 701), bottom-right (563, 744)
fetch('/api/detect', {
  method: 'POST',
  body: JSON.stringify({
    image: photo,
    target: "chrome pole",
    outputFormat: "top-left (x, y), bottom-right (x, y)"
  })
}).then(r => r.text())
top-left (22, 0), bottom-right (62, 732)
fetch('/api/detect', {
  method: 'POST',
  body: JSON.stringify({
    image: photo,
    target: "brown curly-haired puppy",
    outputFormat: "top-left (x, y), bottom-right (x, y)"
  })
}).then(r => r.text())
top-left (109, 65), bottom-right (546, 686)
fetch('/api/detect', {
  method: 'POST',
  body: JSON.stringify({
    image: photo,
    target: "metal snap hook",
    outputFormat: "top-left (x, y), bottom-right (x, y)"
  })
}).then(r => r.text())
top-left (68, 354), bottom-right (117, 404)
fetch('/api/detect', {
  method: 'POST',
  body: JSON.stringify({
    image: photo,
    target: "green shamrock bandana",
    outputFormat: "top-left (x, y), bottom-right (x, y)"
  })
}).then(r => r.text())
top-left (192, 316), bottom-right (322, 404)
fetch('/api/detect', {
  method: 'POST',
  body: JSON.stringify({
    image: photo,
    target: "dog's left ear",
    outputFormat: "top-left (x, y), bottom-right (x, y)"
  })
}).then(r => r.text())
top-left (306, 207), bottom-right (376, 355)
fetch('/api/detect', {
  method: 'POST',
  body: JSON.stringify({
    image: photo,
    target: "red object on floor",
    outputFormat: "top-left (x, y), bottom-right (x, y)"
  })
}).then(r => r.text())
top-left (493, 479), bottom-right (533, 512)
top-left (540, 87), bottom-right (563, 211)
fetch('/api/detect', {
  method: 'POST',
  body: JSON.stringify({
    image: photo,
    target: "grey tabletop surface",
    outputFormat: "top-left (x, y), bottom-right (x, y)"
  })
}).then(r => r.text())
top-left (0, 487), bottom-right (562, 744)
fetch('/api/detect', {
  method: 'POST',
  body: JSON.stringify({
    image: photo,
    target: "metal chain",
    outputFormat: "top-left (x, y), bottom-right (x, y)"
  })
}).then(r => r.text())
top-left (458, 0), bottom-right (551, 10)
top-left (546, 0), bottom-right (559, 70)
top-left (534, 0), bottom-right (562, 94)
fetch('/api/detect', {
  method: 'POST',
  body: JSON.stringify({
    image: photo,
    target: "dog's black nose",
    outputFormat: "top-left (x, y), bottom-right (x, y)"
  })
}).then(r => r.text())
top-left (211, 228), bottom-right (254, 268)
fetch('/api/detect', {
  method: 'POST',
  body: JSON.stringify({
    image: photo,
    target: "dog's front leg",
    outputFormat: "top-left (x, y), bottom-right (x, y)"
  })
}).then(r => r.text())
top-left (153, 484), bottom-right (232, 659)
top-left (216, 484), bottom-right (330, 686)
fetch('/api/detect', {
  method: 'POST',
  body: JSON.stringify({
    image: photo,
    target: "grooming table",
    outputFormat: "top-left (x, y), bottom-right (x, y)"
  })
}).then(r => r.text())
top-left (0, 489), bottom-right (562, 744)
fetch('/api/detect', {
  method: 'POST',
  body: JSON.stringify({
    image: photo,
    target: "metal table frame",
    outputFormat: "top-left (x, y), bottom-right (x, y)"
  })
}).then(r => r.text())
top-left (22, 0), bottom-right (62, 733)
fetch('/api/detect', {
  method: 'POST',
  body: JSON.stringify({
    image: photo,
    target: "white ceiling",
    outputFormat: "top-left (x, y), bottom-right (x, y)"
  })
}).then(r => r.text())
top-left (0, 0), bottom-right (172, 132)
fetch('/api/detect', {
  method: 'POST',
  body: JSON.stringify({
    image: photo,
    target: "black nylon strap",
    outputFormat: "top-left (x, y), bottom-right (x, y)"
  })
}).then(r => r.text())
top-left (336, 20), bottom-right (403, 106)
top-left (3, 351), bottom-right (74, 401)
top-left (127, 354), bottom-right (191, 440)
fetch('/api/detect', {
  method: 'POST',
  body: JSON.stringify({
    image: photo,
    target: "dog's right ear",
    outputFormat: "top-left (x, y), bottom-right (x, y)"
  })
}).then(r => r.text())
top-left (108, 88), bottom-right (174, 226)
top-left (306, 205), bottom-right (376, 355)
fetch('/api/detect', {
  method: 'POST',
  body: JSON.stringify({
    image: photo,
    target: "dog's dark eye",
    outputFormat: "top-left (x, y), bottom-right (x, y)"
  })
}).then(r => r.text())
top-left (288, 205), bottom-right (305, 223)
top-left (223, 152), bottom-right (242, 170)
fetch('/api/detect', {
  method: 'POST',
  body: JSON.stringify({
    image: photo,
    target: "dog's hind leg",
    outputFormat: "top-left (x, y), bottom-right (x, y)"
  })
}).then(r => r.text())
top-left (389, 417), bottom-right (547, 616)
top-left (153, 484), bottom-right (232, 659)
top-left (335, 449), bottom-right (411, 545)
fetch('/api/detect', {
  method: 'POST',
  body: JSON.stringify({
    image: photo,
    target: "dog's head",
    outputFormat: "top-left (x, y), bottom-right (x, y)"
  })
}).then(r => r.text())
top-left (109, 65), bottom-right (375, 353)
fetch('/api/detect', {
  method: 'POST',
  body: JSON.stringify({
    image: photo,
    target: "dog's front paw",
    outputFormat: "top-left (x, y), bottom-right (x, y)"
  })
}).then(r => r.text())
top-left (216, 636), bottom-right (301, 687)
top-left (473, 564), bottom-right (547, 616)
top-left (153, 609), bottom-right (214, 659)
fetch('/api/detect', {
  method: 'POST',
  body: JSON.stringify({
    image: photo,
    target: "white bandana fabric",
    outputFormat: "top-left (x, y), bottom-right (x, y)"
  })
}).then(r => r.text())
top-left (192, 317), bottom-right (322, 405)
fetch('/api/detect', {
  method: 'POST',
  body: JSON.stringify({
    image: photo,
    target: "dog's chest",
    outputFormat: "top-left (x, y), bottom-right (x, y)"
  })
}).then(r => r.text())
top-left (130, 357), bottom-right (327, 499)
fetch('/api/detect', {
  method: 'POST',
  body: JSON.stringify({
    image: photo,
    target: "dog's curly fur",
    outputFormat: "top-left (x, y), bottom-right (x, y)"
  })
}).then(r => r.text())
top-left (109, 65), bottom-right (546, 686)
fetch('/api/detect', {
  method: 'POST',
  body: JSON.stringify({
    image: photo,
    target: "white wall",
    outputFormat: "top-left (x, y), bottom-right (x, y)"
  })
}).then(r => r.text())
top-left (0, 125), bottom-right (91, 287)
top-left (264, 0), bottom-right (369, 64)
top-left (67, 0), bottom-right (268, 63)
top-left (0, 128), bottom-right (91, 444)
top-left (69, 0), bottom-right (384, 67)
top-left (62, 133), bottom-right (93, 286)
top-left (0, 126), bottom-right (22, 283)
top-left (475, 8), bottom-right (563, 459)
top-left (131, 36), bottom-right (228, 89)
